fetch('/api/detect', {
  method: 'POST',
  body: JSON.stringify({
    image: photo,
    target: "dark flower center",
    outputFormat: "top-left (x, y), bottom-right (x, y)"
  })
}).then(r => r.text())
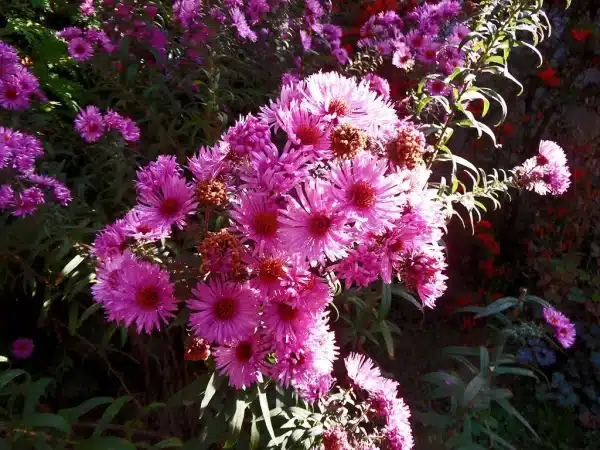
top-left (327, 98), bottom-right (351, 117)
top-left (278, 303), bottom-right (299, 321)
top-left (87, 122), bottom-right (99, 133)
top-left (308, 212), bottom-right (332, 237)
top-left (348, 181), bottom-right (376, 209)
top-left (258, 258), bottom-right (285, 283)
top-left (235, 341), bottom-right (254, 362)
top-left (425, 49), bottom-right (436, 58)
top-left (295, 123), bottom-right (322, 146)
top-left (160, 197), bottom-right (180, 217)
top-left (536, 154), bottom-right (549, 165)
top-left (136, 224), bottom-right (152, 234)
top-left (5, 86), bottom-right (18, 100)
top-left (252, 211), bottom-right (278, 237)
top-left (75, 45), bottom-right (86, 54)
top-left (136, 285), bottom-right (160, 310)
top-left (214, 297), bottom-right (236, 320)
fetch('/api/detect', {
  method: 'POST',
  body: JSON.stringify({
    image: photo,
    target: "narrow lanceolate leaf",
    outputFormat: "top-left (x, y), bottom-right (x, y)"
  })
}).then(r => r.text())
top-left (227, 399), bottom-right (247, 446)
top-left (60, 397), bottom-right (113, 424)
top-left (257, 385), bottom-right (276, 441)
top-left (24, 378), bottom-right (52, 415)
top-left (380, 282), bottom-right (392, 318)
top-left (0, 369), bottom-right (27, 390)
top-left (200, 372), bottom-right (223, 410)
top-left (92, 396), bottom-right (132, 438)
top-left (462, 375), bottom-right (485, 406)
top-left (479, 346), bottom-right (490, 374)
top-left (250, 412), bottom-right (260, 450)
top-left (18, 413), bottom-right (70, 434)
top-left (75, 437), bottom-right (136, 450)
top-left (474, 297), bottom-right (519, 318)
top-left (495, 398), bottom-right (538, 438)
top-left (150, 438), bottom-right (184, 449)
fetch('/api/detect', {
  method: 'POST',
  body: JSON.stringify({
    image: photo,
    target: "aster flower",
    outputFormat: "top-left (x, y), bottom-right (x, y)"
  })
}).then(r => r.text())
top-left (68, 37), bottom-right (94, 61)
top-left (364, 73), bottom-right (391, 100)
top-left (173, 0), bottom-right (203, 30)
top-left (322, 427), bottom-right (351, 450)
top-left (75, 106), bottom-right (105, 143)
top-left (230, 193), bottom-right (282, 254)
top-left (188, 142), bottom-right (230, 181)
top-left (214, 333), bottom-right (269, 389)
top-left (513, 140), bottom-right (570, 196)
top-left (247, 250), bottom-right (292, 296)
top-left (122, 207), bottom-right (171, 242)
top-left (392, 42), bottom-right (414, 70)
top-left (425, 78), bottom-right (451, 97)
top-left (230, 7), bottom-right (257, 41)
top-left (92, 251), bottom-right (134, 305)
top-left (79, 0), bottom-right (96, 16)
top-left (279, 180), bottom-right (351, 264)
top-left (358, 11), bottom-right (404, 56)
top-left (135, 155), bottom-right (181, 197)
top-left (344, 352), bottom-right (383, 392)
top-left (259, 82), bottom-right (306, 129)
top-left (92, 218), bottom-right (128, 260)
top-left (187, 278), bottom-right (258, 345)
top-left (328, 153), bottom-right (402, 232)
top-left (301, 72), bottom-right (398, 139)
top-left (295, 372), bottom-right (334, 403)
top-left (0, 78), bottom-right (29, 110)
top-left (12, 187), bottom-right (45, 216)
top-left (436, 0), bottom-right (462, 21)
top-left (103, 257), bottom-right (179, 333)
top-left (11, 338), bottom-right (34, 360)
top-left (0, 184), bottom-right (14, 210)
top-left (377, 221), bottom-right (423, 284)
top-left (57, 27), bottom-right (84, 41)
top-left (277, 102), bottom-right (330, 159)
top-left (386, 121), bottom-right (427, 169)
top-left (331, 245), bottom-right (381, 288)
top-left (543, 307), bottom-right (576, 348)
top-left (223, 114), bottom-right (271, 158)
top-left (398, 245), bottom-right (447, 308)
top-left (104, 110), bottom-right (140, 142)
top-left (417, 41), bottom-right (441, 65)
top-left (136, 173), bottom-right (197, 230)
top-left (262, 291), bottom-right (316, 344)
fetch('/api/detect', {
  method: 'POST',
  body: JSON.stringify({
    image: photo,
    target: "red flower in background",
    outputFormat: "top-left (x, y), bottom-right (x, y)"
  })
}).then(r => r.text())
top-left (573, 168), bottom-right (585, 181)
top-left (499, 122), bottom-right (516, 137)
top-left (467, 99), bottom-right (485, 116)
top-left (572, 28), bottom-right (593, 42)
top-left (477, 233), bottom-right (500, 255)
top-left (479, 259), bottom-right (494, 278)
top-left (475, 220), bottom-right (493, 232)
top-left (538, 67), bottom-right (561, 87)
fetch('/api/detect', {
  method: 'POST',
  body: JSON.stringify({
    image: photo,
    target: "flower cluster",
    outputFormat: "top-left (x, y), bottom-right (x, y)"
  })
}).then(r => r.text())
top-left (517, 338), bottom-right (556, 366)
top-left (90, 72), bottom-right (447, 398)
top-left (74, 106), bottom-right (140, 143)
top-left (513, 140), bottom-right (571, 195)
top-left (327, 353), bottom-right (414, 449)
top-left (543, 307), bottom-right (576, 348)
top-left (357, 0), bottom-right (469, 74)
top-left (0, 41), bottom-right (45, 110)
top-left (0, 127), bottom-right (71, 216)
top-left (57, 27), bottom-right (115, 61)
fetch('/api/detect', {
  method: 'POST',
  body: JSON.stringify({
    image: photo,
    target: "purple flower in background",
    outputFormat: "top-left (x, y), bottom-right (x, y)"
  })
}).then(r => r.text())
top-left (437, 0), bottom-right (462, 21)
top-left (57, 27), bottom-right (83, 41)
top-left (0, 184), bottom-right (14, 209)
top-left (68, 37), bottom-right (94, 61)
top-left (75, 106), bottom-right (105, 142)
top-left (230, 7), bottom-right (257, 42)
top-left (11, 338), bottom-right (34, 359)
top-left (12, 186), bottom-right (45, 216)
top-left (0, 77), bottom-right (28, 110)
top-left (173, 0), bottom-right (203, 30)
top-left (514, 140), bottom-right (571, 195)
top-left (364, 73), bottom-right (391, 99)
top-left (79, 0), bottom-right (96, 16)
top-left (332, 47), bottom-right (349, 65)
top-left (425, 78), bottom-right (451, 96)
top-left (543, 307), bottom-right (576, 348)
top-left (105, 110), bottom-right (140, 142)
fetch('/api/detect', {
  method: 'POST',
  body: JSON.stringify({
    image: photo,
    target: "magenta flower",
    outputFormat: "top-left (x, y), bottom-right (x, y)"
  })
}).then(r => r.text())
top-left (230, 193), bottom-right (282, 254)
top-left (280, 180), bottom-right (351, 264)
top-left (187, 143), bottom-right (229, 181)
top-left (263, 293), bottom-right (316, 344)
top-left (247, 251), bottom-right (292, 296)
top-left (92, 251), bottom-right (134, 305)
top-left (187, 278), bottom-right (258, 345)
top-left (328, 153), bottom-right (402, 232)
top-left (104, 110), bottom-right (140, 142)
top-left (223, 114), bottom-right (271, 158)
top-left (122, 207), bottom-right (171, 242)
top-left (398, 245), bottom-right (447, 308)
top-left (331, 245), bottom-right (381, 288)
top-left (213, 333), bottom-right (268, 389)
top-left (0, 78), bottom-right (28, 110)
top-left (68, 37), bottom-right (94, 61)
top-left (344, 353), bottom-right (383, 392)
top-left (136, 174), bottom-right (197, 230)
top-left (0, 184), bottom-right (14, 210)
top-left (12, 187), bottom-right (45, 216)
top-left (278, 103), bottom-right (330, 160)
top-left (364, 73), bottom-right (391, 100)
top-left (11, 338), bottom-right (34, 359)
top-left (75, 106), bottom-right (105, 143)
top-left (543, 307), bottom-right (576, 348)
top-left (514, 140), bottom-right (571, 196)
top-left (92, 219), bottom-right (128, 260)
top-left (103, 257), bottom-right (179, 333)
top-left (230, 7), bottom-right (257, 42)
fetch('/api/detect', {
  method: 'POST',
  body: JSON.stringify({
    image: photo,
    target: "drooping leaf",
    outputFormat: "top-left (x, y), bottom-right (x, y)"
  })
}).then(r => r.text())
top-left (92, 396), bottom-right (132, 438)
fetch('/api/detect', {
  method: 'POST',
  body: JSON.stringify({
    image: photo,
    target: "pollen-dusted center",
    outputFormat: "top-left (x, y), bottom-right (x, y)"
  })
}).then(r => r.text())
top-left (214, 297), bottom-right (237, 320)
top-left (136, 285), bottom-right (160, 310)
top-left (308, 212), bottom-right (332, 237)
top-left (348, 181), bottom-right (376, 209)
top-left (251, 211), bottom-right (278, 237)
top-left (195, 178), bottom-right (227, 207)
top-left (278, 303), bottom-right (299, 321)
top-left (295, 123), bottom-right (322, 146)
top-left (160, 197), bottom-right (180, 216)
top-left (235, 341), bottom-right (254, 361)
top-left (330, 123), bottom-right (367, 159)
top-left (258, 258), bottom-right (285, 283)
top-left (327, 98), bottom-right (351, 117)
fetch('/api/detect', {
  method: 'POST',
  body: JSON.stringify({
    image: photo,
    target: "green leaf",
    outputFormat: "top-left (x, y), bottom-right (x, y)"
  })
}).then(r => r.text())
top-left (75, 437), bottom-right (136, 450)
top-left (60, 397), bottom-right (113, 424)
top-left (78, 303), bottom-right (103, 328)
top-left (200, 373), bottom-right (223, 410)
top-left (92, 396), bottom-right (132, 437)
top-left (18, 413), bottom-right (70, 434)
top-left (62, 255), bottom-right (84, 277)
top-left (380, 282), bottom-right (392, 318)
top-left (496, 398), bottom-right (538, 437)
top-left (257, 385), bottom-right (276, 441)
top-left (524, 295), bottom-right (551, 309)
top-left (474, 297), bottom-right (519, 318)
top-left (492, 367), bottom-right (537, 379)
top-left (462, 375), bottom-right (485, 406)
top-left (479, 347), bottom-right (490, 374)
top-left (250, 413), bottom-right (260, 450)
top-left (150, 438), bottom-right (184, 449)
top-left (0, 369), bottom-right (27, 390)
top-left (479, 426), bottom-right (516, 450)
top-left (379, 320), bottom-right (395, 359)
top-left (24, 378), bottom-right (51, 415)
top-left (390, 285), bottom-right (423, 311)
top-left (226, 399), bottom-right (247, 446)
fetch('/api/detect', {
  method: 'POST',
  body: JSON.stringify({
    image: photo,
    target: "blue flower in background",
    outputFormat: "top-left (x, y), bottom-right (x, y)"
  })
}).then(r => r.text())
top-left (517, 347), bottom-right (534, 364)
top-left (534, 346), bottom-right (556, 366)
top-left (591, 352), bottom-right (600, 368)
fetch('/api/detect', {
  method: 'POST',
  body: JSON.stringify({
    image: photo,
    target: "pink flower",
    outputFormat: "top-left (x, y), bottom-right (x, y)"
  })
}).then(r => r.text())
top-left (328, 153), bottom-right (402, 232)
top-left (513, 140), bottom-right (570, 196)
top-left (543, 307), bottom-right (576, 348)
top-left (102, 257), bottom-right (179, 333)
top-left (344, 353), bottom-right (384, 392)
top-left (214, 333), bottom-right (269, 389)
top-left (12, 187), bottom-right (45, 216)
top-left (230, 193), bottom-right (282, 254)
top-left (122, 207), bottom-right (171, 242)
top-left (263, 291), bottom-right (316, 344)
top-left (92, 251), bottom-right (134, 304)
top-left (187, 143), bottom-right (229, 181)
top-left (364, 73), bottom-right (391, 100)
top-left (331, 245), bottom-right (381, 288)
top-left (11, 338), bottom-right (34, 359)
top-left (187, 278), bottom-right (258, 345)
top-left (398, 245), bottom-right (447, 308)
top-left (223, 114), bottom-right (271, 158)
top-left (75, 106), bottom-right (105, 143)
top-left (280, 180), bottom-right (351, 264)
top-left (92, 219), bottom-right (127, 260)
top-left (278, 103), bottom-right (331, 160)
top-left (68, 37), bottom-right (94, 61)
top-left (247, 251), bottom-right (292, 296)
top-left (0, 78), bottom-right (28, 110)
top-left (136, 172), bottom-right (197, 230)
